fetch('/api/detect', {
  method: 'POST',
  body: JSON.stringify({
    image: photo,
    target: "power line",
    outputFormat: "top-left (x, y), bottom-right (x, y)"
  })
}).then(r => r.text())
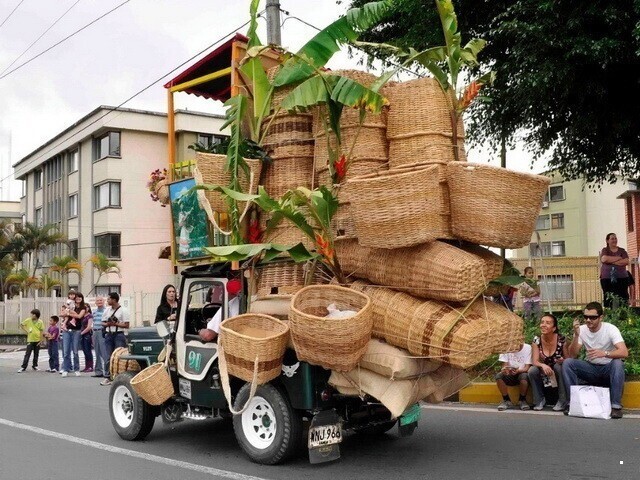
top-left (0, 0), bottom-right (25, 30)
top-left (0, 0), bottom-right (132, 80)
top-left (0, 0), bottom-right (82, 77)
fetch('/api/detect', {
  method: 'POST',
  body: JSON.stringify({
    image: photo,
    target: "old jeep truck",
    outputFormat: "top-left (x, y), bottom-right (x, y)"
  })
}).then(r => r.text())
top-left (109, 263), bottom-right (420, 465)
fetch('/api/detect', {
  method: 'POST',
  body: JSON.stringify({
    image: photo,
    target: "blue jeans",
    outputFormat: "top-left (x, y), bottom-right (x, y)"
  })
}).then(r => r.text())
top-left (81, 333), bottom-right (93, 369)
top-left (93, 329), bottom-right (107, 376)
top-left (62, 330), bottom-right (81, 372)
top-left (527, 364), bottom-right (567, 405)
top-left (48, 340), bottom-right (59, 371)
top-left (562, 358), bottom-right (625, 409)
top-left (103, 332), bottom-right (127, 378)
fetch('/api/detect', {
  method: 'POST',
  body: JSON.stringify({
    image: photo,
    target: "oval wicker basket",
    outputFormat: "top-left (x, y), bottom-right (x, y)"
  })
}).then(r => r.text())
top-left (343, 162), bottom-right (448, 249)
top-left (130, 363), bottom-right (174, 406)
top-left (219, 314), bottom-right (289, 384)
top-left (446, 162), bottom-right (551, 248)
top-left (109, 347), bottom-right (141, 380)
top-left (289, 285), bottom-right (373, 372)
top-left (154, 179), bottom-right (170, 205)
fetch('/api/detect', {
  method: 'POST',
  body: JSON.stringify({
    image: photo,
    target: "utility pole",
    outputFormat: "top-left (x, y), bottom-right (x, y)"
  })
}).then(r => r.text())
top-left (266, 0), bottom-right (282, 45)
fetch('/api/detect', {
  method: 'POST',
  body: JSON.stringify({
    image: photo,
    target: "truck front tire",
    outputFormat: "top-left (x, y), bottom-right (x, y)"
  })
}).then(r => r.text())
top-left (109, 371), bottom-right (156, 441)
top-left (232, 383), bottom-right (302, 465)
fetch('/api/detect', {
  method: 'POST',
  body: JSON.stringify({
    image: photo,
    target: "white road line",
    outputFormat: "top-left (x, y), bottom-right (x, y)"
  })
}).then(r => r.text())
top-left (0, 417), bottom-right (270, 480)
top-left (421, 403), bottom-right (640, 418)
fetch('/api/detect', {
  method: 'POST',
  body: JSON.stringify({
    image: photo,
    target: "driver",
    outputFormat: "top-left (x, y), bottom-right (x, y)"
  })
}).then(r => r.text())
top-left (198, 278), bottom-right (242, 342)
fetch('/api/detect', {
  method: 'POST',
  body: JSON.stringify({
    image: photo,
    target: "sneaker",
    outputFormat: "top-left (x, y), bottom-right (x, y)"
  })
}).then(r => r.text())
top-left (32, 366), bottom-right (39, 371)
top-left (61, 372), bottom-right (68, 377)
top-left (533, 400), bottom-right (546, 411)
top-left (519, 400), bottom-right (530, 411)
top-left (49, 369), bottom-right (58, 373)
top-left (611, 408), bottom-right (623, 419)
top-left (497, 400), bottom-right (512, 411)
top-left (563, 405), bottom-right (570, 416)
top-left (100, 378), bottom-right (112, 386)
top-left (17, 368), bottom-right (26, 373)
top-left (552, 401), bottom-right (566, 412)
top-left (59, 370), bottom-right (65, 375)
top-left (75, 371), bottom-right (81, 377)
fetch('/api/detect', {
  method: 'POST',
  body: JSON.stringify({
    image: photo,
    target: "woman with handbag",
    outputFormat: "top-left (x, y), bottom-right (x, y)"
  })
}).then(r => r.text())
top-left (599, 233), bottom-right (630, 308)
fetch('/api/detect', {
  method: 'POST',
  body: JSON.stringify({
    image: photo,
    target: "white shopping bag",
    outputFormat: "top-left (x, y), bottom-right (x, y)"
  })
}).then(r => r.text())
top-left (569, 386), bottom-right (611, 419)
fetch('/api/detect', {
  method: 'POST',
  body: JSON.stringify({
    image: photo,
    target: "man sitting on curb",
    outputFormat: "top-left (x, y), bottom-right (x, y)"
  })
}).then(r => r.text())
top-left (496, 343), bottom-right (532, 411)
top-left (563, 301), bottom-right (628, 419)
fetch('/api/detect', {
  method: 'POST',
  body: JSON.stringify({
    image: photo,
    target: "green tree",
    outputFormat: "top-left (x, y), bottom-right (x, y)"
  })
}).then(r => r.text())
top-left (87, 253), bottom-right (121, 294)
top-left (349, 0), bottom-right (640, 184)
top-left (10, 223), bottom-right (66, 277)
top-left (50, 255), bottom-right (83, 290)
top-left (34, 273), bottom-right (62, 295)
top-left (5, 269), bottom-right (39, 297)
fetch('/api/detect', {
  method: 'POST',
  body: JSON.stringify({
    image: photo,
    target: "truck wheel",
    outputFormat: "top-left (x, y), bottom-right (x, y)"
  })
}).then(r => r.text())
top-left (109, 371), bottom-right (156, 441)
top-left (233, 383), bottom-right (302, 465)
top-left (353, 419), bottom-right (397, 435)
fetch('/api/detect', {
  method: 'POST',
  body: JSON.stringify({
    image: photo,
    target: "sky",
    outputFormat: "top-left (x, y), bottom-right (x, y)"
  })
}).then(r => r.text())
top-left (0, 0), bottom-right (543, 201)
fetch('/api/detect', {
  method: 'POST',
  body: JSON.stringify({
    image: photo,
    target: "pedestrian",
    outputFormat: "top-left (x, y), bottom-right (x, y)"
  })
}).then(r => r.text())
top-left (562, 301), bottom-right (629, 418)
top-left (155, 284), bottom-right (179, 324)
top-left (100, 292), bottom-right (129, 386)
top-left (62, 291), bottom-right (89, 377)
top-left (91, 296), bottom-right (107, 378)
top-left (18, 309), bottom-right (44, 372)
top-left (495, 343), bottom-right (532, 411)
top-left (599, 233), bottom-right (630, 308)
top-left (43, 315), bottom-right (60, 373)
top-left (80, 309), bottom-right (94, 373)
top-left (519, 266), bottom-right (541, 322)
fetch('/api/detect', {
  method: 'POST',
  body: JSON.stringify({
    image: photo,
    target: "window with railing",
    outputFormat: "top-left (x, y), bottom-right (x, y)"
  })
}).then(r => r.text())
top-left (530, 241), bottom-right (566, 257)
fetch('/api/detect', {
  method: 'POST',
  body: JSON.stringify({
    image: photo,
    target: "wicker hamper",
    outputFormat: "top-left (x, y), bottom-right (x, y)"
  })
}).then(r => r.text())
top-left (289, 285), bottom-right (372, 371)
top-left (255, 260), bottom-right (328, 299)
top-left (130, 363), bottom-right (174, 406)
top-left (385, 77), bottom-right (466, 167)
top-left (219, 314), bottom-right (289, 384)
top-left (110, 346), bottom-right (141, 379)
top-left (342, 163), bottom-right (448, 249)
top-left (446, 163), bottom-right (551, 248)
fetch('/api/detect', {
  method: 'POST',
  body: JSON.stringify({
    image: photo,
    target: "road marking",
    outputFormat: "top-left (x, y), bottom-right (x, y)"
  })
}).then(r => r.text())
top-left (0, 417), bottom-right (270, 480)
top-left (421, 404), bottom-right (640, 418)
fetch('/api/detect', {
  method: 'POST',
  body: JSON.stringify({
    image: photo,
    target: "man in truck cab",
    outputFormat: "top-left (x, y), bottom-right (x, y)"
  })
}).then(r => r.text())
top-left (198, 278), bottom-right (242, 342)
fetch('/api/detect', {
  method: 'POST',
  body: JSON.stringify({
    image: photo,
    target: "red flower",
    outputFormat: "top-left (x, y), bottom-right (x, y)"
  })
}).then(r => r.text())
top-left (459, 81), bottom-right (482, 111)
top-left (314, 232), bottom-right (334, 261)
top-left (246, 219), bottom-right (263, 244)
top-left (333, 154), bottom-right (347, 183)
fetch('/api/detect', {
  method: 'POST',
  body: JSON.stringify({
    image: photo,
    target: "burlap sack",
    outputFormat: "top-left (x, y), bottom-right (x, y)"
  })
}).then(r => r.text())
top-left (358, 339), bottom-right (441, 379)
top-left (419, 364), bottom-right (470, 404)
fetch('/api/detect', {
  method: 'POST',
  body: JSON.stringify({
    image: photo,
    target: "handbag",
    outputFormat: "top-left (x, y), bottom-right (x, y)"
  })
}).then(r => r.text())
top-left (569, 385), bottom-right (611, 419)
top-left (626, 271), bottom-right (635, 287)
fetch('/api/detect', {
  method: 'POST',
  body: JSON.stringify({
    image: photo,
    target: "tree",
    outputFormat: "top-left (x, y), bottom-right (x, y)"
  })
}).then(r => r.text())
top-left (349, 0), bottom-right (640, 184)
top-left (87, 253), bottom-right (121, 294)
top-left (10, 223), bottom-right (66, 277)
top-left (5, 269), bottom-right (39, 297)
top-left (50, 255), bottom-right (83, 290)
top-left (34, 274), bottom-right (61, 295)
top-left (0, 221), bottom-right (16, 294)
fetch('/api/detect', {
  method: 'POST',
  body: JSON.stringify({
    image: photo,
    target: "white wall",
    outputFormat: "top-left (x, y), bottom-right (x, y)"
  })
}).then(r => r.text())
top-left (584, 180), bottom-right (628, 255)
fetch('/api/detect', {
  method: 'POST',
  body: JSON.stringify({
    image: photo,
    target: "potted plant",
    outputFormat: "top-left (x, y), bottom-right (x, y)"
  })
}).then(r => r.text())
top-left (147, 168), bottom-right (170, 206)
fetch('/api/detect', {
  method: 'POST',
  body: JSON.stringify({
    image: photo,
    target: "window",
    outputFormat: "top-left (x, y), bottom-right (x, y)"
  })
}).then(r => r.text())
top-left (627, 197), bottom-right (634, 233)
top-left (197, 133), bottom-right (226, 149)
top-left (93, 182), bottom-right (121, 210)
top-left (94, 233), bottom-right (121, 258)
top-left (21, 181), bottom-right (26, 197)
top-left (34, 170), bottom-right (43, 190)
top-left (549, 185), bottom-right (565, 202)
top-left (536, 215), bottom-right (550, 230)
top-left (68, 194), bottom-right (78, 217)
top-left (551, 213), bottom-right (564, 229)
top-left (46, 198), bottom-right (62, 223)
top-left (93, 131), bottom-right (121, 160)
top-left (46, 156), bottom-right (63, 184)
top-left (68, 149), bottom-right (79, 173)
top-left (551, 241), bottom-right (565, 257)
top-left (95, 285), bottom-right (121, 297)
top-left (539, 274), bottom-right (574, 302)
top-left (34, 208), bottom-right (43, 227)
top-left (530, 241), bottom-right (566, 257)
top-left (69, 240), bottom-right (78, 259)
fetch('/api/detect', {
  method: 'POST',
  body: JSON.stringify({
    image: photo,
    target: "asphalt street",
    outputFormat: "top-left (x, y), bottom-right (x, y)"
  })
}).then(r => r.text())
top-left (0, 350), bottom-right (638, 480)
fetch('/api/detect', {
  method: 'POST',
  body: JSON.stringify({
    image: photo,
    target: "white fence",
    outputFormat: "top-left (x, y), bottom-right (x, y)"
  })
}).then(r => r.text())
top-left (0, 292), bottom-right (163, 333)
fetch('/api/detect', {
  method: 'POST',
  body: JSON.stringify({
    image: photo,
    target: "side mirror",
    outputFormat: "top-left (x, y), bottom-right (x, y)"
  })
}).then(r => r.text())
top-left (156, 320), bottom-right (172, 340)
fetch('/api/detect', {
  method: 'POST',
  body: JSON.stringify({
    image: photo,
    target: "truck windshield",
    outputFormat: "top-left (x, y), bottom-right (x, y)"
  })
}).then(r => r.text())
top-left (183, 280), bottom-right (225, 337)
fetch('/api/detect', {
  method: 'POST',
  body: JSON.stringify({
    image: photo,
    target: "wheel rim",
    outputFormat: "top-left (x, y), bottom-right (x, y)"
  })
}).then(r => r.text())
top-left (113, 385), bottom-right (135, 428)
top-left (241, 396), bottom-right (277, 450)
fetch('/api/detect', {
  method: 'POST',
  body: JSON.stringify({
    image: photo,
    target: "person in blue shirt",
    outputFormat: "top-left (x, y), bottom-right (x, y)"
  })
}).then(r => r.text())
top-left (91, 296), bottom-right (107, 378)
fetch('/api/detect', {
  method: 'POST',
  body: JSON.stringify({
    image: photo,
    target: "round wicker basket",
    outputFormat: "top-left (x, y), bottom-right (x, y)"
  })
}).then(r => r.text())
top-left (219, 314), bottom-right (289, 384)
top-left (130, 363), bottom-right (174, 406)
top-left (109, 347), bottom-right (141, 380)
top-left (289, 285), bottom-right (372, 372)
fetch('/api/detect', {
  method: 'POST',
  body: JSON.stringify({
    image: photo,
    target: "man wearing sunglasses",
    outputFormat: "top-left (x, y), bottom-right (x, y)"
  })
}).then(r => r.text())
top-left (562, 301), bottom-right (628, 418)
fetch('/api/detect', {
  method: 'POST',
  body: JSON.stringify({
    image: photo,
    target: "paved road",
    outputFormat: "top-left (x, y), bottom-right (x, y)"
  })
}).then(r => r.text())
top-left (1, 351), bottom-right (638, 480)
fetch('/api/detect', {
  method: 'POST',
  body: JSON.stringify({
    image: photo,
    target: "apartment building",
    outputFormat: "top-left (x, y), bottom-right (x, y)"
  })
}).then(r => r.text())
top-left (13, 106), bottom-right (227, 296)
top-left (510, 170), bottom-right (629, 308)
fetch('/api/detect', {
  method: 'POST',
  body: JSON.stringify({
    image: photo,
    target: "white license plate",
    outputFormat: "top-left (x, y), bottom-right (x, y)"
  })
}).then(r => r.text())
top-left (178, 378), bottom-right (191, 399)
top-left (308, 424), bottom-right (342, 448)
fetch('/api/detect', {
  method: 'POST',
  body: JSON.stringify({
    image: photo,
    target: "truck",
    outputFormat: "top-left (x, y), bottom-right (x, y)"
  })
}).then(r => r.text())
top-left (108, 262), bottom-right (420, 465)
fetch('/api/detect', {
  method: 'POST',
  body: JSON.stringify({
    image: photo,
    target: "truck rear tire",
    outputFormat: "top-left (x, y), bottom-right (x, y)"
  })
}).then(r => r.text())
top-left (109, 371), bottom-right (156, 441)
top-left (232, 383), bottom-right (302, 465)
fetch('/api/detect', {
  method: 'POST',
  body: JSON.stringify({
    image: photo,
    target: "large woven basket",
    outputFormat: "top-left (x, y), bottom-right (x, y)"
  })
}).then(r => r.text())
top-left (386, 77), bottom-right (466, 167)
top-left (110, 347), bottom-right (141, 380)
top-left (343, 163), bottom-right (448, 249)
top-left (256, 261), bottom-right (328, 298)
top-left (446, 163), bottom-right (551, 248)
top-left (262, 114), bottom-right (314, 159)
top-left (289, 285), bottom-right (373, 371)
top-left (260, 219), bottom-right (315, 251)
top-left (193, 152), bottom-right (262, 215)
top-left (336, 239), bottom-right (504, 302)
top-left (219, 314), bottom-right (289, 384)
top-left (465, 299), bottom-right (524, 354)
top-left (130, 363), bottom-right (174, 406)
top-left (262, 154), bottom-right (314, 199)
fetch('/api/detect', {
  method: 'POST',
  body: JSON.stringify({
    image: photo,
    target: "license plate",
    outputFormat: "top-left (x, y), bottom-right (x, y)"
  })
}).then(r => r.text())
top-left (308, 424), bottom-right (342, 448)
top-left (178, 378), bottom-right (191, 399)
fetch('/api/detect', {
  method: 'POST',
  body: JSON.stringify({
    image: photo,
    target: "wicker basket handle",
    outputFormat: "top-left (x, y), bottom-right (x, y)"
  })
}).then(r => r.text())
top-left (218, 343), bottom-right (259, 415)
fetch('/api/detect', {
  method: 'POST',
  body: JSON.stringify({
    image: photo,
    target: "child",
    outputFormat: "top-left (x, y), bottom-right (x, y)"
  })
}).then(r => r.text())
top-left (519, 266), bottom-right (542, 322)
top-left (44, 316), bottom-right (60, 372)
top-left (61, 289), bottom-right (77, 329)
top-left (18, 309), bottom-right (44, 372)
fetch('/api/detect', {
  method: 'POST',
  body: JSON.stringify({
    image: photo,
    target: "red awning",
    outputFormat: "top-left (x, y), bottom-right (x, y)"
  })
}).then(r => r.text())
top-left (163, 33), bottom-right (248, 101)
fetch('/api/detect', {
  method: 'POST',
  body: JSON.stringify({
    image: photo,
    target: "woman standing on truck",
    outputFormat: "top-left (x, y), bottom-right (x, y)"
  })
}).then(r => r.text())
top-left (155, 284), bottom-right (179, 324)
